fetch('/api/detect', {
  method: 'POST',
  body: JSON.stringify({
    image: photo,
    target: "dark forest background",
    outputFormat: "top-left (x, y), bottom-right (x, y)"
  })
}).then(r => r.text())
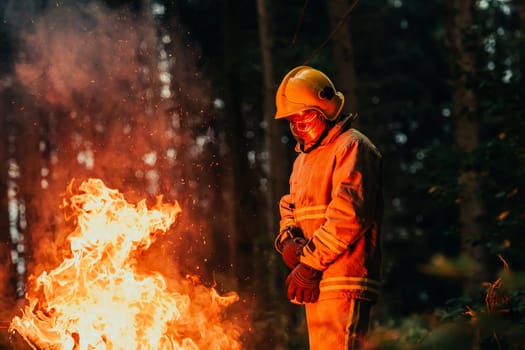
top-left (0, 0), bottom-right (524, 349)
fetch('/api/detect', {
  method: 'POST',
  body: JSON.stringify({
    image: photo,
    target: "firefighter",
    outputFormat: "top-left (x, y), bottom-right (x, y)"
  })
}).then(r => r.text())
top-left (274, 66), bottom-right (383, 350)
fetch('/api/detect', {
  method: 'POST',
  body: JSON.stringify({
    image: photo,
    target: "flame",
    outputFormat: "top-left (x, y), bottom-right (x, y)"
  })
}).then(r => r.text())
top-left (10, 178), bottom-right (241, 350)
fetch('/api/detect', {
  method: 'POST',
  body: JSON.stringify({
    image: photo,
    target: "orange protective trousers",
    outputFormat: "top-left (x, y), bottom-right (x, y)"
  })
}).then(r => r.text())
top-left (305, 298), bottom-right (371, 350)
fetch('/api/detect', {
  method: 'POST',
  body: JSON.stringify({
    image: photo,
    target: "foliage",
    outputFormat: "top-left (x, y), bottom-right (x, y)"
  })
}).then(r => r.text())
top-left (368, 262), bottom-right (525, 350)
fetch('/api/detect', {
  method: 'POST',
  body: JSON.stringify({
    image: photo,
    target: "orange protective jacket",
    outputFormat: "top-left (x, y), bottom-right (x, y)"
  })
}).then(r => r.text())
top-left (277, 115), bottom-right (383, 302)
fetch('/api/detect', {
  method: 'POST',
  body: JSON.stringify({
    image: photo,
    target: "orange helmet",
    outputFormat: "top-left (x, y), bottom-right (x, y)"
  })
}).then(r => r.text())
top-left (275, 66), bottom-right (345, 121)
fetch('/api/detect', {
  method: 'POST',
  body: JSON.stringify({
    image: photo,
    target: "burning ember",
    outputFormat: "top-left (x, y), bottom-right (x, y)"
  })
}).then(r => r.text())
top-left (9, 178), bottom-right (241, 350)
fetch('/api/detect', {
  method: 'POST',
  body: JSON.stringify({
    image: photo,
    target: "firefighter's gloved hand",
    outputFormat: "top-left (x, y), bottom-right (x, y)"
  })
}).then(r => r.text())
top-left (286, 263), bottom-right (322, 303)
top-left (281, 237), bottom-right (307, 268)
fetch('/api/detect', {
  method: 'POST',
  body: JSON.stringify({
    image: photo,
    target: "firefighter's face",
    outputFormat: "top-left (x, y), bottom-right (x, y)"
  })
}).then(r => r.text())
top-left (287, 109), bottom-right (327, 146)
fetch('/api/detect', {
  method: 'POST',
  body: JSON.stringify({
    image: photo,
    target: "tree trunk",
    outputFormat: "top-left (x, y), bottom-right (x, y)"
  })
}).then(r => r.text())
top-left (516, 0), bottom-right (525, 29)
top-left (326, 0), bottom-right (360, 129)
top-left (256, 0), bottom-right (291, 259)
top-left (0, 86), bottom-right (18, 318)
top-left (5, 90), bottom-right (38, 300)
top-left (221, 0), bottom-right (253, 289)
top-left (256, 0), bottom-right (276, 271)
top-left (445, 0), bottom-right (487, 293)
top-left (255, 1), bottom-right (291, 349)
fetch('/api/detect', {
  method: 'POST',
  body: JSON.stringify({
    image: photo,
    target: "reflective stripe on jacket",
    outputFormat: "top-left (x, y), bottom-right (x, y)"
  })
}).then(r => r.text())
top-left (278, 115), bottom-right (383, 302)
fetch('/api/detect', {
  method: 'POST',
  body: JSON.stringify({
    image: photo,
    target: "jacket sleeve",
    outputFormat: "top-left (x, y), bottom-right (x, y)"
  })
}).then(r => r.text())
top-left (300, 139), bottom-right (382, 271)
top-left (274, 193), bottom-right (297, 252)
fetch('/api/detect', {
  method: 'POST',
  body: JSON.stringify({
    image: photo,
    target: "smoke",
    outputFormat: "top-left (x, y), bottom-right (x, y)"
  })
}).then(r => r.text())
top-left (13, 1), bottom-right (153, 116)
top-left (1, 0), bottom-right (219, 304)
top-left (6, 1), bottom-right (151, 271)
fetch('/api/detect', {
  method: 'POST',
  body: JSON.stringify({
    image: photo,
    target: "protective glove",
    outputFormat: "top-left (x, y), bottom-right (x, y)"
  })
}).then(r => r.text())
top-left (286, 263), bottom-right (322, 303)
top-left (281, 237), bottom-right (307, 268)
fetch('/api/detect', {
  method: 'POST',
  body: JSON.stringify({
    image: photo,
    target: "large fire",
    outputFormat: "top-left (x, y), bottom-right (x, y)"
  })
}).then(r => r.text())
top-left (9, 179), bottom-right (241, 350)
